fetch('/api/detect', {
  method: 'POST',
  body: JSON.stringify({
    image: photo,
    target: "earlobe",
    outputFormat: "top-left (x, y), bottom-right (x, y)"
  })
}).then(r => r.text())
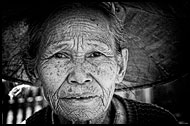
top-left (116, 48), bottom-right (128, 84)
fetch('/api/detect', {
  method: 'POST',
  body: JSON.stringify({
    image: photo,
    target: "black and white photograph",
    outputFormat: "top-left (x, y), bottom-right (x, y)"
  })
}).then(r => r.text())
top-left (2, 1), bottom-right (189, 124)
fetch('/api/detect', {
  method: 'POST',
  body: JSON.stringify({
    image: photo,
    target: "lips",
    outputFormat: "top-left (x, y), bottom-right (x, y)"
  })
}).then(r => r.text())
top-left (60, 95), bottom-right (98, 104)
top-left (63, 95), bottom-right (97, 100)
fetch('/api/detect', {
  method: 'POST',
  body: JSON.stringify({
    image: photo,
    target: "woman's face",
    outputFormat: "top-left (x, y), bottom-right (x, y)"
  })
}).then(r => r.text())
top-left (37, 10), bottom-right (120, 122)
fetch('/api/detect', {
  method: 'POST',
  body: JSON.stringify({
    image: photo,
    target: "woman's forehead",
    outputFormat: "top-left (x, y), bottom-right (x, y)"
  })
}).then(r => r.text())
top-left (42, 9), bottom-right (115, 49)
top-left (44, 26), bottom-right (115, 53)
top-left (44, 7), bottom-right (110, 30)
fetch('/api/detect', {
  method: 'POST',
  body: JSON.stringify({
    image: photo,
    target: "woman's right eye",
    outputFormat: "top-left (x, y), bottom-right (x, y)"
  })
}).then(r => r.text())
top-left (53, 52), bottom-right (70, 59)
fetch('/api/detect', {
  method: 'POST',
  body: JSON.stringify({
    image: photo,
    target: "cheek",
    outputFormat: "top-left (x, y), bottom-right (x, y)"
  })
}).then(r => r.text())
top-left (39, 60), bottom-right (72, 94)
top-left (85, 59), bottom-right (118, 87)
top-left (98, 63), bottom-right (117, 81)
top-left (84, 59), bottom-right (117, 104)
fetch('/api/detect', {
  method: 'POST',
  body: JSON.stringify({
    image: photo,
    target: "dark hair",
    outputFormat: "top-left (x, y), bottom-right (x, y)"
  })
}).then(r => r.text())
top-left (23, 2), bottom-right (126, 83)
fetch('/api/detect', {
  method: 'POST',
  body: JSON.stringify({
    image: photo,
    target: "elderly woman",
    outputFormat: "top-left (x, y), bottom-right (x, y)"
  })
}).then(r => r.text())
top-left (9, 2), bottom-right (177, 124)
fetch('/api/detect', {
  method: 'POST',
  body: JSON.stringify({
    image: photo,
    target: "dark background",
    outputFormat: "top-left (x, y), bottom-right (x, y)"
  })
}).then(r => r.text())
top-left (2, 1), bottom-right (190, 124)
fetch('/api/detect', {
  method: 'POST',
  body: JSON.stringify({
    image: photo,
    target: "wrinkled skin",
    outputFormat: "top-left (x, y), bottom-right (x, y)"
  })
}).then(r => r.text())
top-left (37, 9), bottom-right (127, 123)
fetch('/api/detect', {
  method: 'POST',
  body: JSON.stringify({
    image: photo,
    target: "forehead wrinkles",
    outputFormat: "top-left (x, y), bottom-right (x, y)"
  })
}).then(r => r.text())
top-left (41, 9), bottom-right (117, 54)
top-left (44, 20), bottom-right (114, 50)
top-left (45, 8), bottom-right (109, 31)
top-left (43, 9), bottom-right (112, 39)
top-left (45, 19), bottom-right (110, 40)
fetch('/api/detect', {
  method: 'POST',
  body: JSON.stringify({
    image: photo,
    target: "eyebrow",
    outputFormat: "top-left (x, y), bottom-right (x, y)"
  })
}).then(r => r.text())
top-left (46, 37), bottom-right (113, 54)
top-left (86, 38), bottom-right (112, 50)
top-left (47, 41), bottom-right (70, 53)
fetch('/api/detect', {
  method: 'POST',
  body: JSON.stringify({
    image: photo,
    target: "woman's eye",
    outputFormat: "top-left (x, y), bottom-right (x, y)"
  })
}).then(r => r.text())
top-left (53, 52), bottom-right (69, 59)
top-left (87, 52), bottom-right (104, 58)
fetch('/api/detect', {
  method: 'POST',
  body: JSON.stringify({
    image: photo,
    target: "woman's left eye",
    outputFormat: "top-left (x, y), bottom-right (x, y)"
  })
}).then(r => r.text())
top-left (87, 52), bottom-right (104, 58)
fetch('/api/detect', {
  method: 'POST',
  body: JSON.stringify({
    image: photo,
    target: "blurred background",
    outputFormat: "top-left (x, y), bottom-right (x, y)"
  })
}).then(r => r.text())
top-left (1, 1), bottom-right (189, 124)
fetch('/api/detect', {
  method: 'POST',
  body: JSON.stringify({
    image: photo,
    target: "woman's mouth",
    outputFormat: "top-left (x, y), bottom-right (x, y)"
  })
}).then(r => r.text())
top-left (60, 95), bottom-right (98, 104)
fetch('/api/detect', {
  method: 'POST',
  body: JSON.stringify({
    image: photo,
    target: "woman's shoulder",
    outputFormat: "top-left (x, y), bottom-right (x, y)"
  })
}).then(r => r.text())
top-left (113, 94), bottom-right (178, 125)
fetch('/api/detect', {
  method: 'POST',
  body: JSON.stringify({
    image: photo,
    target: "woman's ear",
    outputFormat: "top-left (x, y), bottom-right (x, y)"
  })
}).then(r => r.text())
top-left (115, 48), bottom-right (128, 84)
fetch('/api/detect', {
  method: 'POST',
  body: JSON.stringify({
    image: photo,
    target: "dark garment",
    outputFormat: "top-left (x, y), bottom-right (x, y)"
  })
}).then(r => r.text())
top-left (26, 94), bottom-right (178, 124)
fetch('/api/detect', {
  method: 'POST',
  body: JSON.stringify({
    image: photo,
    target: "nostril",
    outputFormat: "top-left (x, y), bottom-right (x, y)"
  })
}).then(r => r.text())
top-left (85, 80), bottom-right (91, 83)
top-left (70, 80), bottom-right (77, 84)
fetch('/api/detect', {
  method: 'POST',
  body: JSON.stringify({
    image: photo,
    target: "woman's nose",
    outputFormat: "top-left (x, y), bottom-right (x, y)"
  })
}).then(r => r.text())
top-left (67, 67), bottom-right (92, 85)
